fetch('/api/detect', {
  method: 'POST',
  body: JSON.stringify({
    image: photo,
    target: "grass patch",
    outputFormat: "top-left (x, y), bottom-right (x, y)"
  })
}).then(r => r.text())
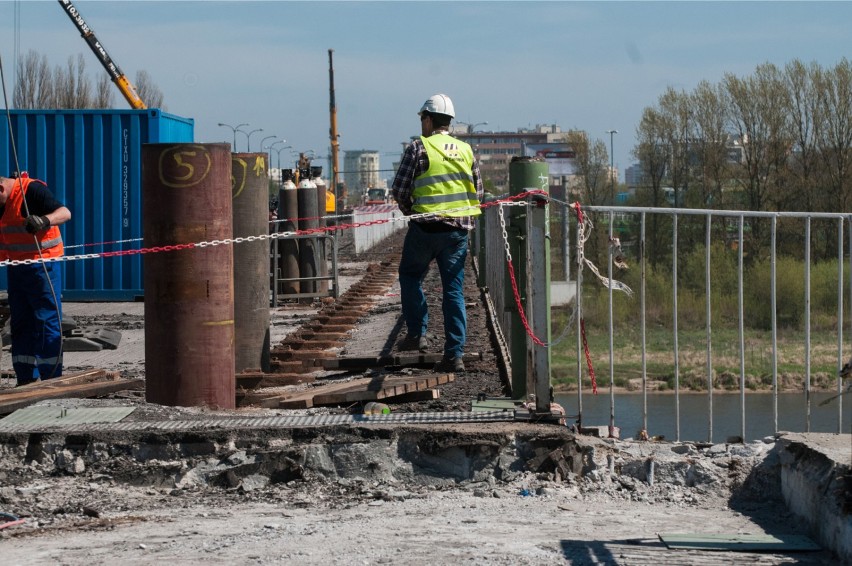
top-left (550, 324), bottom-right (844, 392)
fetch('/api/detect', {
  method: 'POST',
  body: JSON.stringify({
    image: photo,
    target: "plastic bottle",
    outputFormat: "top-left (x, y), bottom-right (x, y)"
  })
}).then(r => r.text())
top-left (363, 402), bottom-right (391, 415)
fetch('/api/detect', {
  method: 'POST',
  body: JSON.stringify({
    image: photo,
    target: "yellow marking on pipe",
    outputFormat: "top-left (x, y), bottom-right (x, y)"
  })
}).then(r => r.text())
top-left (202, 319), bottom-right (234, 326)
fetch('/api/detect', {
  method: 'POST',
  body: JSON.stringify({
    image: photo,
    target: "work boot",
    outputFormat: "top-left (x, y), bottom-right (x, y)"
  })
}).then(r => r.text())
top-left (434, 355), bottom-right (465, 373)
top-left (398, 334), bottom-right (428, 352)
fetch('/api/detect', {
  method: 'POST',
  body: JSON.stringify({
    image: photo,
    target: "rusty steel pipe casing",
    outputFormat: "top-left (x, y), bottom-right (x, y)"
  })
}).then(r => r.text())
top-left (142, 143), bottom-right (236, 409)
top-left (231, 153), bottom-right (271, 373)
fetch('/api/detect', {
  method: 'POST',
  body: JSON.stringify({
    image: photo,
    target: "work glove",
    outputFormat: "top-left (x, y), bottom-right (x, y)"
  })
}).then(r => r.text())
top-left (24, 215), bottom-right (51, 234)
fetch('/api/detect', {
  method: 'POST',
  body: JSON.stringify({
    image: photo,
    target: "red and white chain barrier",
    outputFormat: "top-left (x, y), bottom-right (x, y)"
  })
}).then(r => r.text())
top-left (0, 192), bottom-right (542, 268)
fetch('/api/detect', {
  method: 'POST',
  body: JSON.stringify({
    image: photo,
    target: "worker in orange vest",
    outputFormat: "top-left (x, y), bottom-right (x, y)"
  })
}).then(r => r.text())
top-left (0, 174), bottom-right (71, 386)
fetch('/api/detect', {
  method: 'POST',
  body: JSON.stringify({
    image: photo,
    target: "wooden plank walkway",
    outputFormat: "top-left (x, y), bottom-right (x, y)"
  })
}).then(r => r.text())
top-left (0, 370), bottom-right (143, 415)
top-left (260, 373), bottom-right (455, 410)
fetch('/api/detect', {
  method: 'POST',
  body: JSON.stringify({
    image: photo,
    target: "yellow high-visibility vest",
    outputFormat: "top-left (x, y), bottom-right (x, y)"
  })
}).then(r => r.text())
top-left (412, 134), bottom-right (481, 218)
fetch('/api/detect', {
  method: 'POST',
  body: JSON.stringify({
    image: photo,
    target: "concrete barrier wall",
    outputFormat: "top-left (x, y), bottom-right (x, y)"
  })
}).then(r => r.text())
top-left (352, 205), bottom-right (405, 254)
top-left (777, 433), bottom-right (852, 562)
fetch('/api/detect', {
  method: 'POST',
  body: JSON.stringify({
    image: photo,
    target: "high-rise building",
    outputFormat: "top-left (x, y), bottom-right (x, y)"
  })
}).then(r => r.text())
top-left (625, 163), bottom-right (645, 189)
top-left (343, 150), bottom-right (381, 202)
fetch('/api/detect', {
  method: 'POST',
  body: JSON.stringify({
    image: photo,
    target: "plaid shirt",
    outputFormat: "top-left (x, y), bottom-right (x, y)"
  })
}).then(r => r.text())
top-left (391, 132), bottom-right (484, 231)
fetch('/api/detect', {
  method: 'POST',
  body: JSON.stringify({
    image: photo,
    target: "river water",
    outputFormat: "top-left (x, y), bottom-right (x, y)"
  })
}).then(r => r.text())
top-left (554, 390), bottom-right (852, 443)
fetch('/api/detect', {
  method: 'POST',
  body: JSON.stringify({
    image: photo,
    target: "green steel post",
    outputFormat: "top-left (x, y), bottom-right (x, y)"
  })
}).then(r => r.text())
top-left (508, 156), bottom-right (549, 399)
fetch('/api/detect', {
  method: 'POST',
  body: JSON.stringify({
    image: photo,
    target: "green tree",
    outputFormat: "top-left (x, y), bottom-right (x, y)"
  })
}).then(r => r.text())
top-left (12, 50), bottom-right (163, 110)
top-left (690, 80), bottom-right (733, 209)
top-left (815, 59), bottom-right (852, 216)
top-left (633, 107), bottom-right (672, 267)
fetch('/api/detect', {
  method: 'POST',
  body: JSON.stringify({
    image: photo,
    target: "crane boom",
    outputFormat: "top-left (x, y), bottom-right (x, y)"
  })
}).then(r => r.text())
top-left (57, 0), bottom-right (146, 109)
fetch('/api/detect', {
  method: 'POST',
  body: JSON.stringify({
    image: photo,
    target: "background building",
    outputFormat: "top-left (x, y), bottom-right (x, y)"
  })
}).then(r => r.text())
top-left (451, 124), bottom-right (571, 194)
top-left (625, 163), bottom-right (645, 190)
top-left (343, 150), bottom-right (383, 203)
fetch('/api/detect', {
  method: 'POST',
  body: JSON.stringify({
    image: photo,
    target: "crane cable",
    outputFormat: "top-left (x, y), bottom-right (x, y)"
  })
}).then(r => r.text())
top-left (0, 52), bottom-right (64, 381)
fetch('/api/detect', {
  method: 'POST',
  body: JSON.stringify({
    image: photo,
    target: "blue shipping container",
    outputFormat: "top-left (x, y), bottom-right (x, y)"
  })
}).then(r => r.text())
top-left (0, 109), bottom-right (194, 300)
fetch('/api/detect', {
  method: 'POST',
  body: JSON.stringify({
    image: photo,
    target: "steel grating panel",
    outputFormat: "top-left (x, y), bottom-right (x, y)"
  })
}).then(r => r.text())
top-left (1, 406), bottom-right (136, 426)
top-left (0, 410), bottom-right (514, 433)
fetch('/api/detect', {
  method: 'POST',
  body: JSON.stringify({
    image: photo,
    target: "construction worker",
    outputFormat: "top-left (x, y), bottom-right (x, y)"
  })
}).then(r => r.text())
top-left (391, 93), bottom-right (483, 372)
top-left (0, 175), bottom-right (71, 386)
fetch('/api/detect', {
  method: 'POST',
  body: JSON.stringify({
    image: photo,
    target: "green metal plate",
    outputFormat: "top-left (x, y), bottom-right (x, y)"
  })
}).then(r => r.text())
top-left (471, 398), bottom-right (517, 412)
top-left (659, 533), bottom-right (821, 552)
top-left (1, 406), bottom-right (136, 426)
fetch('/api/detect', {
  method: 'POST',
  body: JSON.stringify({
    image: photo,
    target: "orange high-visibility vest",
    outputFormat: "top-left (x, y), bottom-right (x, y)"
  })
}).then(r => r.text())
top-left (0, 177), bottom-right (64, 261)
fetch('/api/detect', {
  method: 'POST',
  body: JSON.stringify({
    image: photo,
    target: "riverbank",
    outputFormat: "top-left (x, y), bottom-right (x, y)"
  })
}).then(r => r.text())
top-left (555, 377), bottom-right (846, 395)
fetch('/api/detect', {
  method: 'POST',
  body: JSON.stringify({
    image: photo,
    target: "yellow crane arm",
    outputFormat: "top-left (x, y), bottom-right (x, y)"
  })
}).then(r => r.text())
top-left (57, 0), bottom-right (146, 109)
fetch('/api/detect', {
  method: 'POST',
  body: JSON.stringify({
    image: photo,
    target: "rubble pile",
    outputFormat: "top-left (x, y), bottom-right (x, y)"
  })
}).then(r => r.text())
top-left (0, 426), bottom-right (785, 538)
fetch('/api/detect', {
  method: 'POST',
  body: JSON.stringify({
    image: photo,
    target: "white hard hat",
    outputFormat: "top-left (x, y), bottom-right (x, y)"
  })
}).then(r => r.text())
top-left (418, 93), bottom-right (455, 119)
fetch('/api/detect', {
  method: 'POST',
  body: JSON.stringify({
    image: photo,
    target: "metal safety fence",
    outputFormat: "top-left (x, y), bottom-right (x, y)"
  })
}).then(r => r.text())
top-left (477, 199), bottom-right (851, 442)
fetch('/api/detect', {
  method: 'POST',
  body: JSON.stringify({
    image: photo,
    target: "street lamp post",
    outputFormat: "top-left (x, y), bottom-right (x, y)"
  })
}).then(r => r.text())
top-left (217, 122), bottom-right (248, 150)
top-left (267, 141), bottom-right (283, 178)
top-left (457, 120), bottom-right (488, 133)
top-left (259, 135), bottom-right (278, 156)
top-left (606, 129), bottom-right (618, 203)
top-left (244, 128), bottom-right (263, 152)
top-left (271, 144), bottom-right (292, 169)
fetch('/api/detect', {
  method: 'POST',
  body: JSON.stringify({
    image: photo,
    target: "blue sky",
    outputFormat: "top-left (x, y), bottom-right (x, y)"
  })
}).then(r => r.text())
top-left (1, 1), bottom-right (850, 182)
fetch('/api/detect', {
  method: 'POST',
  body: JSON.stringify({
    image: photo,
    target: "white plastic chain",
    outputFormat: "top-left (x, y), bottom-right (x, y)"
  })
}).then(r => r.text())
top-left (496, 200), bottom-right (529, 265)
top-left (0, 231), bottom-right (301, 267)
top-left (0, 200), bottom-right (490, 267)
top-left (497, 199), bottom-right (576, 347)
top-left (570, 202), bottom-right (633, 297)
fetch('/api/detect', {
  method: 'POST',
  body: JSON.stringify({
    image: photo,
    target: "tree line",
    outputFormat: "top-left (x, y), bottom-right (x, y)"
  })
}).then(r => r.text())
top-left (13, 50), bottom-right (165, 110)
top-left (623, 58), bottom-right (852, 266)
top-left (634, 58), bottom-right (852, 213)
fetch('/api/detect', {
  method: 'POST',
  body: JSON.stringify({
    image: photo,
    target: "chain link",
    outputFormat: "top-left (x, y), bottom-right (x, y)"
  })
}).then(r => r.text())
top-left (497, 203), bottom-right (513, 264)
top-left (1, 193), bottom-right (538, 268)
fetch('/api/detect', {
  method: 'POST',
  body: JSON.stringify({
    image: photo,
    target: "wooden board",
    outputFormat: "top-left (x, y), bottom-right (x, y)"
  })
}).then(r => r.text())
top-left (0, 378), bottom-right (144, 415)
top-left (235, 372), bottom-right (316, 389)
top-left (271, 373), bottom-right (454, 410)
top-left (313, 374), bottom-right (453, 404)
top-left (0, 369), bottom-right (120, 395)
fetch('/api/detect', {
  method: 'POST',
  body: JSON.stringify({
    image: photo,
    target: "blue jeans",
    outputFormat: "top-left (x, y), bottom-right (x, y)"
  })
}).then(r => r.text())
top-left (8, 262), bottom-right (64, 384)
top-left (398, 222), bottom-right (469, 358)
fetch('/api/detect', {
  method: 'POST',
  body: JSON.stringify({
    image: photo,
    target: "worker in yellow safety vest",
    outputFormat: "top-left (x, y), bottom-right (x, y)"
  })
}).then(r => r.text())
top-left (391, 93), bottom-right (483, 373)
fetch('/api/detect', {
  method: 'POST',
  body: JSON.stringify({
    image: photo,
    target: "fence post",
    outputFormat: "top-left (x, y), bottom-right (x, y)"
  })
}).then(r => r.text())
top-left (508, 156), bottom-right (549, 400)
top-left (527, 191), bottom-right (552, 413)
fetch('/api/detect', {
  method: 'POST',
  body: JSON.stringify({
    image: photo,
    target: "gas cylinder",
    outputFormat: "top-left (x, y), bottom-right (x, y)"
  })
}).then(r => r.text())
top-left (297, 169), bottom-right (319, 294)
top-left (311, 166), bottom-right (330, 294)
top-left (276, 169), bottom-right (300, 295)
